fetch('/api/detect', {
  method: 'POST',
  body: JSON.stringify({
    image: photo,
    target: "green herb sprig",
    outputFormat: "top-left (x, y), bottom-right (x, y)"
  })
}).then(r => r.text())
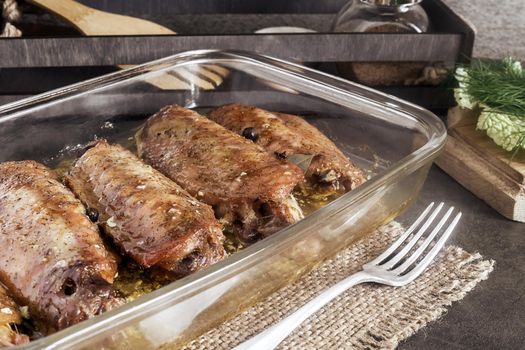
top-left (455, 58), bottom-right (525, 153)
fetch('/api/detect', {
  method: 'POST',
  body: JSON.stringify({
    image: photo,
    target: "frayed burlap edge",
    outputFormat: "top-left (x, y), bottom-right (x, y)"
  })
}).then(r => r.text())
top-left (184, 222), bottom-right (495, 350)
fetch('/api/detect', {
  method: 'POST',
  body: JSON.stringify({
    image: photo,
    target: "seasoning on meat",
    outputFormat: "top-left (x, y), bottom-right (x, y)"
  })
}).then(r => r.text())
top-left (209, 104), bottom-right (367, 195)
top-left (0, 161), bottom-right (122, 332)
top-left (135, 105), bottom-right (305, 243)
top-left (65, 140), bottom-right (226, 276)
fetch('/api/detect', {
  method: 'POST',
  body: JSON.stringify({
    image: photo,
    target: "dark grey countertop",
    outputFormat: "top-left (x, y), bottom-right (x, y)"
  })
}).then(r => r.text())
top-left (397, 2), bottom-right (525, 349)
top-left (398, 166), bottom-right (525, 349)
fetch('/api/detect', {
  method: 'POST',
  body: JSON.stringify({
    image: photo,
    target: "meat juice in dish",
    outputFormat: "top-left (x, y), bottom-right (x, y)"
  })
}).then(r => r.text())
top-left (0, 285), bottom-right (29, 346)
top-left (65, 140), bottom-right (226, 277)
top-left (0, 161), bottom-right (123, 333)
top-left (136, 105), bottom-right (305, 243)
top-left (209, 104), bottom-right (366, 196)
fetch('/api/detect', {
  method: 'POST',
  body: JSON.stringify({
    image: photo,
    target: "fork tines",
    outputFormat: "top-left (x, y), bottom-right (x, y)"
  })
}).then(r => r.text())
top-left (365, 202), bottom-right (462, 280)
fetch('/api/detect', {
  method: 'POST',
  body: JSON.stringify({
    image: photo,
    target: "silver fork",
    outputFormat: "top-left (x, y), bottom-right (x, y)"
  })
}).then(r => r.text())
top-left (234, 202), bottom-right (462, 350)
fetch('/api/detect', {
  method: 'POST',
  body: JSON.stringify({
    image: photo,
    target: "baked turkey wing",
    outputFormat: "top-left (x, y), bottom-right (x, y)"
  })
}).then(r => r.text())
top-left (65, 140), bottom-right (226, 276)
top-left (135, 105), bottom-right (304, 243)
top-left (209, 104), bottom-right (367, 195)
top-left (0, 161), bottom-right (122, 332)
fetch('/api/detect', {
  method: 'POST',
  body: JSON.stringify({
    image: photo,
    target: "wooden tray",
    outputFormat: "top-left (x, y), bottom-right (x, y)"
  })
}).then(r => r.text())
top-left (0, 0), bottom-right (474, 109)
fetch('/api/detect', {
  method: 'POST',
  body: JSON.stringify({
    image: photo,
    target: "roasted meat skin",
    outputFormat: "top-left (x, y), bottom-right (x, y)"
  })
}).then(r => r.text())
top-left (0, 161), bottom-right (122, 332)
top-left (0, 285), bottom-right (29, 347)
top-left (65, 140), bottom-right (226, 276)
top-left (209, 104), bottom-right (367, 195)
top-left (136, 105), bottom-right (304, 243)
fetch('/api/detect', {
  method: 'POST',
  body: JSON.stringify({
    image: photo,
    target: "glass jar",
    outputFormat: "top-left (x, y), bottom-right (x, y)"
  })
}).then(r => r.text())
top-left (333, 0), bottom-right (429, 34)
top-left (333, 0), bottom-right (430, 86)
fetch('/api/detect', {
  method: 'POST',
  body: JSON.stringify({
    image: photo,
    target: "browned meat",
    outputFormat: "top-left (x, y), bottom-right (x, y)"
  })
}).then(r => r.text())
top-left (0, 161), bottom-right (122, 332)
top-left (209, 104), bottom-right (367, 195)
top-left (0, 285), bottom-right (29, 347)
top-left (65, 140), bottom-right (226, 276)
top-left (135, 105), bottom-right (304, 243)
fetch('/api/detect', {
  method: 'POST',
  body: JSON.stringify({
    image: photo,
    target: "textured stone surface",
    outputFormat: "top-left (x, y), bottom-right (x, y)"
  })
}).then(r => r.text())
top-left (399, 166), bottom-right (525, 349)
top-left (399, 3), bottom-right (525, 348)
top-left (443, 0), bottom-right (525, 60)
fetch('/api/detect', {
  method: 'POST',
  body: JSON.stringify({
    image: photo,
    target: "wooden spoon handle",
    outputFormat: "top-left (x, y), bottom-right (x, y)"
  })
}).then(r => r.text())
top-left (28, 0), bottom-right (92, 27)
top-left (28, 0), bottom-right (175, 36)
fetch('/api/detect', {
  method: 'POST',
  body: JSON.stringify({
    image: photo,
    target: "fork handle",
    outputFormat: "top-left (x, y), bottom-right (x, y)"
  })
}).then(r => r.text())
top-left (233, 271), bottom-right (374, 350)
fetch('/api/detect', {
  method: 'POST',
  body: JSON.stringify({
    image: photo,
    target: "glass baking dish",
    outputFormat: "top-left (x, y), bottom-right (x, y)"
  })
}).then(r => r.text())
top-left (0, 50), bottom-right (446, 349)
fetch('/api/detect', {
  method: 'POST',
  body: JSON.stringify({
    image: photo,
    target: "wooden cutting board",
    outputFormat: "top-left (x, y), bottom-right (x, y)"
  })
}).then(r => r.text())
top-left (435, 107), bottom-right (525, 222)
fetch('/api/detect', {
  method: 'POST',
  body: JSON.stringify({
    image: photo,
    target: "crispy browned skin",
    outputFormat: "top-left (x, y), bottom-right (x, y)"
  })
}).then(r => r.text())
top-left (0, 285), bottom-right (29, 347)
top-left (136, 105), bottom-right (304, 243)
top-left (209, 104), bottom-right (367, 195)
top-left (0, 161), bottom-right (122, 332)
top-left (65, 140), bottom-right (226, 276)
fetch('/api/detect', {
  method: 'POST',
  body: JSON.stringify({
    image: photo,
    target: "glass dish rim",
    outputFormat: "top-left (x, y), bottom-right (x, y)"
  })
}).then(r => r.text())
top-left (0, 49), bottom-right (447, 349)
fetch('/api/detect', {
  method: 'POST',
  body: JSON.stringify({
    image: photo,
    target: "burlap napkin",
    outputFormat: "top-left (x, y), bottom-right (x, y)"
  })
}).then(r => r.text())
top-left (184, 221), bottom-right (494, 350)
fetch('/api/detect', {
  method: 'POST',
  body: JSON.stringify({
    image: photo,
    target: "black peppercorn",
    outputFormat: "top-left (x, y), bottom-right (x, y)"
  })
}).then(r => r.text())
top-left (86, 207), bottom-right (99, 222)
top-left (274, 151), bottom-right (287, 160)
top-left (242, 127), bottom-right (258, 142)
